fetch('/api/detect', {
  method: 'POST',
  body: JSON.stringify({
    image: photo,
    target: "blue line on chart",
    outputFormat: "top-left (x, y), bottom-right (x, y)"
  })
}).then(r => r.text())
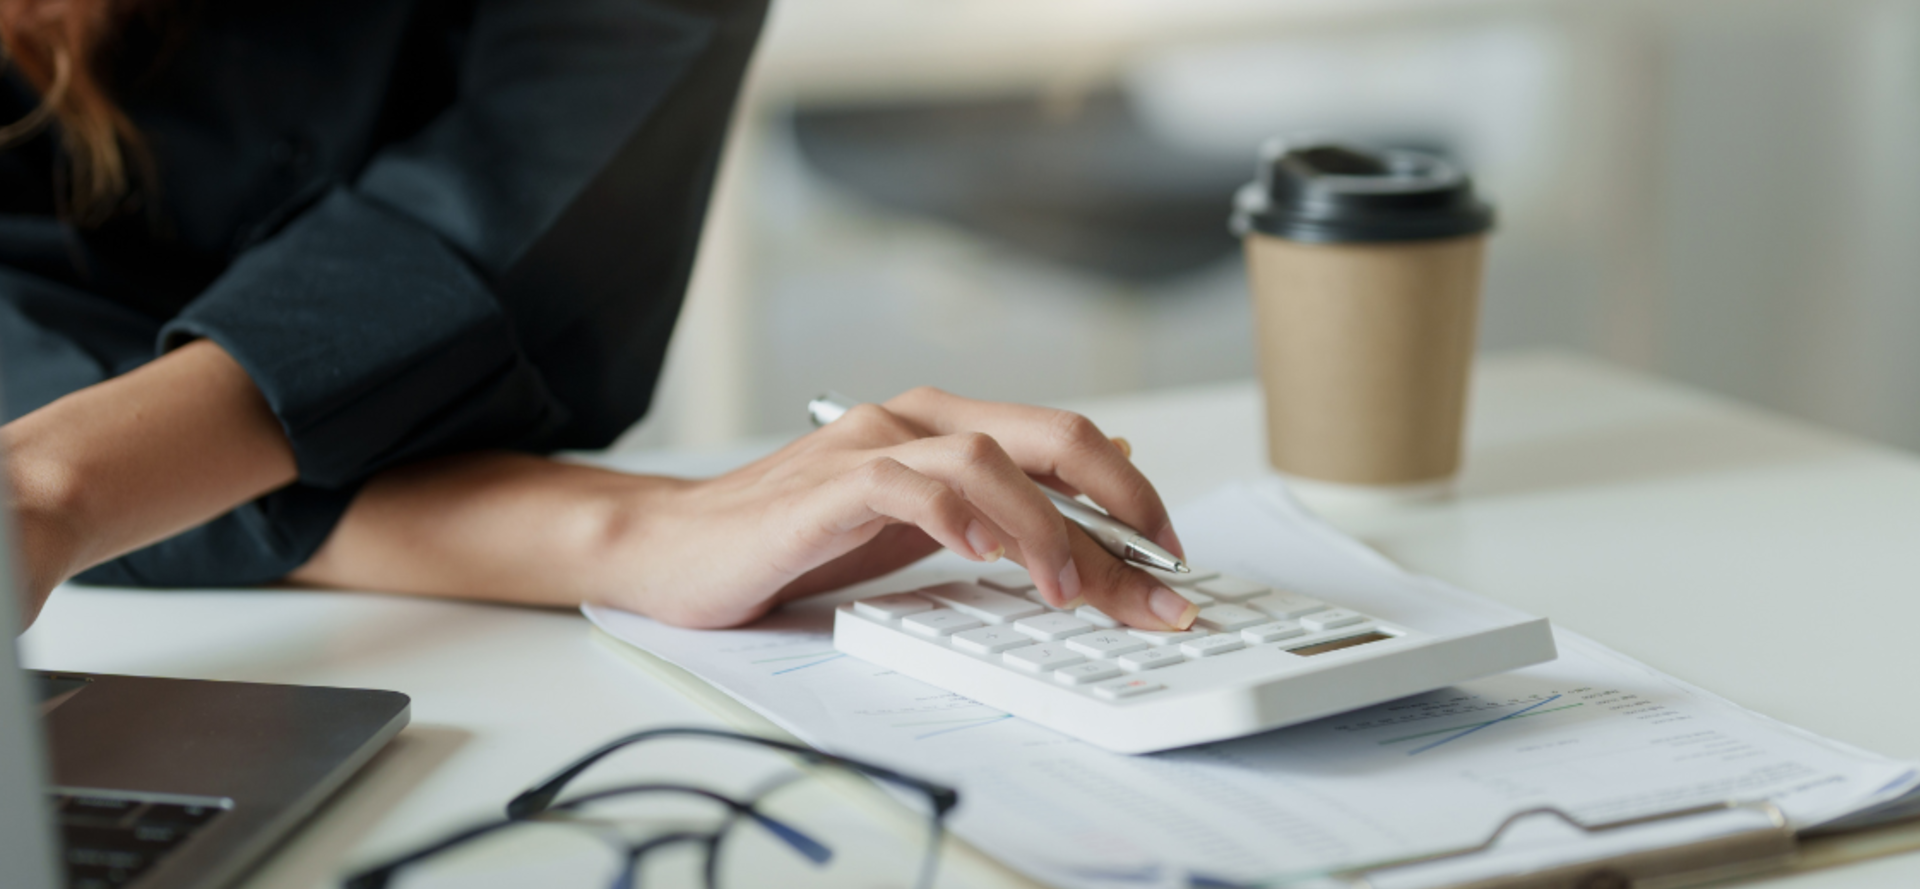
top-left (914, 714), bottom-right (1013, 740)
top-left (1407, 695), bottom-right (1563, 756)
top-left (773, 653), bottom-right (847, 675)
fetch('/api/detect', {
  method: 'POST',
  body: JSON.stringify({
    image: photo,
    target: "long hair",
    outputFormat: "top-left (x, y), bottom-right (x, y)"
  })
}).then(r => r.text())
top-left (0, 0), bottom-right (158, 224)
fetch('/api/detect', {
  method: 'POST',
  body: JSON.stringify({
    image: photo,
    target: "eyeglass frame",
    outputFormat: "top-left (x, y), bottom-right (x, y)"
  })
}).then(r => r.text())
top-left (344, 726), bottom-right (960, 889)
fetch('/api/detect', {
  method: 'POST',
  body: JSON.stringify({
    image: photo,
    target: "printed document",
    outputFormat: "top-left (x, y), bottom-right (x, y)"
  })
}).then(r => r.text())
top-left (586, 480), bottom-right (1918, 888)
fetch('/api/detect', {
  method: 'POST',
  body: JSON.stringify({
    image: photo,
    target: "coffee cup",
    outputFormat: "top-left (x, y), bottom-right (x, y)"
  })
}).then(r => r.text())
top-left (1230, 140), bottom-right (1495, 503)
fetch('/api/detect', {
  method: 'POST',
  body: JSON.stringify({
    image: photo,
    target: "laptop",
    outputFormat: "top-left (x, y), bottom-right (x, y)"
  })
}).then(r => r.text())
top-left (1, 518), bottom-right (410, 887)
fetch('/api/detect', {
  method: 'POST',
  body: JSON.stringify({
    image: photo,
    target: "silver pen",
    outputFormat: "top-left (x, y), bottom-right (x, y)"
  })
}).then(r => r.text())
top-left (807, 393), bottom-right (1189, 574)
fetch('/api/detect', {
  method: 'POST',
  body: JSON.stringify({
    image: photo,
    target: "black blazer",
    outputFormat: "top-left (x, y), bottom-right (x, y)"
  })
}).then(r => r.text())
top-left (0, 0), bottom-right (766, 585)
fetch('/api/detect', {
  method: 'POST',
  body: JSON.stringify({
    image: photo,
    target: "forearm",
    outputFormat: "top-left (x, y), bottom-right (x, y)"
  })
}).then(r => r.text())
top-left (6, 339), bottom-right (296, 622)
top-left (287, 453), bottom-right (685, 607)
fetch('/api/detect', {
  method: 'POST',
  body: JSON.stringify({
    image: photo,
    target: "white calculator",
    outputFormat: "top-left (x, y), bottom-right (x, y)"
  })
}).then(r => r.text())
top-left (833, 568), bottom-right (1555, 753)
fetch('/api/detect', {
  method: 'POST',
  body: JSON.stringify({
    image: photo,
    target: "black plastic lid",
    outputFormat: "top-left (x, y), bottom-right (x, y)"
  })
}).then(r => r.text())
top-left (1230, 140), bottom-right (1494, 243)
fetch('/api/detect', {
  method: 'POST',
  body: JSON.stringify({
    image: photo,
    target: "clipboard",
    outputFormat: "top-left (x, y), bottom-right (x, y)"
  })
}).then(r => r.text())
top-left (590, 626), bottom-right (1920, 889)
top-left (599, 626), bottom-right (1800, 889)
top-left (1328, 800), bottom-right (1797, 889)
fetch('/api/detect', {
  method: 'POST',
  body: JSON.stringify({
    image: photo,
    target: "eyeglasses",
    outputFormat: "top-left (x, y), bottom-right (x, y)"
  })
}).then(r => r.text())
top-left (345, 727), bottom-right (958, 889)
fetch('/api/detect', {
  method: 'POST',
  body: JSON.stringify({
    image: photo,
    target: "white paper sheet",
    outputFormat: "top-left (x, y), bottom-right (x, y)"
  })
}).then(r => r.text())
top-left (586, 480), bottom-right (1918, 888)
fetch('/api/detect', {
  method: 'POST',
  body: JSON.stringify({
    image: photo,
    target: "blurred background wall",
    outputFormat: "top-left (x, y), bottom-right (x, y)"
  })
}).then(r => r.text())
top-left (623, 0), bottom-right (1920, 454)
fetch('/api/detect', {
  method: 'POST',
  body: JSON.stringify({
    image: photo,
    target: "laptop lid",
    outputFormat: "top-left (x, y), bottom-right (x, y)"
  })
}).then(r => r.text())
top-left (0, 497), bottom-right (62, 889)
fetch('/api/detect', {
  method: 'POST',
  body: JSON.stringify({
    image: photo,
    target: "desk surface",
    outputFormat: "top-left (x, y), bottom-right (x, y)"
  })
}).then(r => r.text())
top-left (20, 351), bottom-right (1920, 887)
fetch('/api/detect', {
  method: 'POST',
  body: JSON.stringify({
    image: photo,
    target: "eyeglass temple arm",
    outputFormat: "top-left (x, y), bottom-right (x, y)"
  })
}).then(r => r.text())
top-left (508, 727), bottom-right (795, 818)
top-left (506, 726), bottom-right (959, 819)
top-left (352, 783), bottom-right (799, 888)
top-left (343, 818), bottom-right (524, 889)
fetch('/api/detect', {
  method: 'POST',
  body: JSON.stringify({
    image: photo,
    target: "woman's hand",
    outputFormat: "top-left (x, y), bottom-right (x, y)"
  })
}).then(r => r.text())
top-left (620, 387), bottom-right (1196, 628)
top-left (293, 388), bottom-right (1198, 632)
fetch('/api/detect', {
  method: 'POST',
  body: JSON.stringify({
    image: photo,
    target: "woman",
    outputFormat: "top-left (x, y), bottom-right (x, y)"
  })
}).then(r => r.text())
top-left (0, 0), bottom-right (1199, 634)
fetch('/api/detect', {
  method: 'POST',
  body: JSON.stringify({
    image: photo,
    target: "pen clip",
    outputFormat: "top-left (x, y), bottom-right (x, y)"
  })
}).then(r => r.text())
top-left (808, 392), bottom-right (857, 427)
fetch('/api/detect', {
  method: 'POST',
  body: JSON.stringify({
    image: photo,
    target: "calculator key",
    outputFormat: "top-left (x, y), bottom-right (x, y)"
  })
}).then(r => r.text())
top-left (1301, 609), bottom-right (1367, 632)
top-left (1147, 567), bottom-right (1219, 587)
top-left (1242, 621), bottom-right (1307, 644)
top-left (853, 593), bottom-right (933, 622)
top-left (1092, 677), bottom-right (1167, 700)
top-left (1055, 662), bottom-right (1125, 685)
top-left (1247, 591), bottom-right (1329, 620)
top-left (901, 609), bottom-right (984, 638)
top-left (1003, 645), bottom-right (1086, 673)
top-left (952, 626), bottom-right (1035, 655)
top-left (1015, 612), bottom-right (1095, 641)
top-left (1195, 605), bottom-right (1268, 632)
top-left (922, 582), bottom-right (1044, 624)
top-left (1173, 588), bottom-right (1215, 606)
top-left (1127, 628), bottom-right (1208, 646)
top-left (1066, 631), bottom-right (1149, 659)
top-left (979, 570), bottom-right (1038, 593)
top-left (1195, 576), bottom-right (1269, 602)
top-left (1117, 648), bottom-right (1186, 672)
top-left (1180, 635), bottom-right (1245, 658)
top-left (1075, 605), bottom-right (1120, 628)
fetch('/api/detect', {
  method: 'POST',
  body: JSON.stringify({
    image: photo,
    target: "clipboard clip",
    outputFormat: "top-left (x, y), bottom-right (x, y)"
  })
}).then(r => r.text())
top-left (1330, 800), bottom-right (1794, 889)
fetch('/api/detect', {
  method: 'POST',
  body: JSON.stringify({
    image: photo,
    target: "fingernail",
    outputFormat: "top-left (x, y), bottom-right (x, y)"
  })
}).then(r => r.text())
top-left (1110, 436), bottom-right (1132, 459)
top-left (1056, 560), bottom-right (1082, 606)
top-left (1061, 596), bottom-right (1087, 611)
top-left (1155, 525), bottom-right (1186, 560)
top-left (965, 521), bottom-right (1003, 561)
top-left (1149, 586), bottom-right (1199, 630)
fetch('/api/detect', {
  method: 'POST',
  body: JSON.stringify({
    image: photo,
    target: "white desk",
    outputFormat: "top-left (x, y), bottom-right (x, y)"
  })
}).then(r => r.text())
top-left (20, 351), bottom-right (1920, 887)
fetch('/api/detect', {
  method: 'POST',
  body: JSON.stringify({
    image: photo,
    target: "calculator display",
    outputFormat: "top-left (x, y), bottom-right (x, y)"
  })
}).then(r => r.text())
top-left (1288, 631), bottom-right (1394, 657)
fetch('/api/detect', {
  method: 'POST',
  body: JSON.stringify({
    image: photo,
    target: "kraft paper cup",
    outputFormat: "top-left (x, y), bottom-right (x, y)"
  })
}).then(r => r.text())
top-left (1231, 141), bottom-right (1495, 505)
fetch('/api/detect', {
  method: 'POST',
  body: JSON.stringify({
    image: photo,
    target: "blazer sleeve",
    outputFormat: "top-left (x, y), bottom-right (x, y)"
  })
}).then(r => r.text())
top-left (159, 0), bottom-right (766, 488)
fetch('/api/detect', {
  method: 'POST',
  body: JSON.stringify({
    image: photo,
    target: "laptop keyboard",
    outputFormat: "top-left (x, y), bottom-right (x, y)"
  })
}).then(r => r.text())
top-left (52, 792), bottom-right (228, 888)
